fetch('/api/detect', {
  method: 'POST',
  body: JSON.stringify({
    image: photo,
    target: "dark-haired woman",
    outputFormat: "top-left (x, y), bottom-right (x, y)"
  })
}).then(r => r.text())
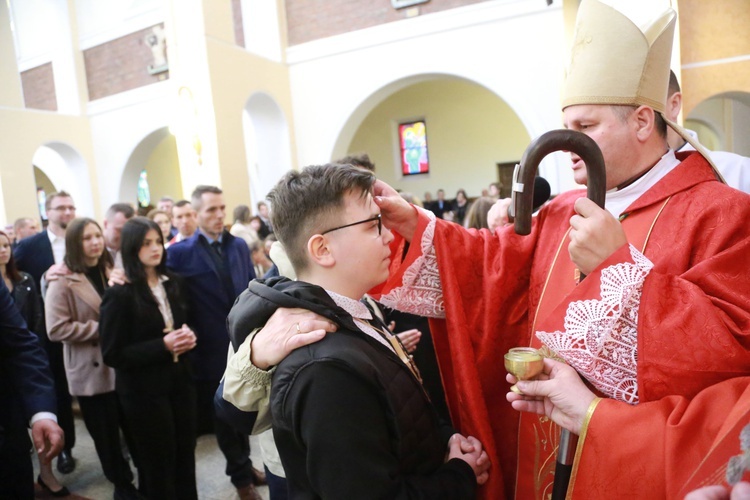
top-left (0, 230), bottom-right (74, 497)
top-left (463, 196), bottom-right (495, 230)
top-left (452, 189), bottom-right (469, 226)
top-left (100, 216), bottom-right (198, 500)
top-left (45, 218), bottom-right (139, 499)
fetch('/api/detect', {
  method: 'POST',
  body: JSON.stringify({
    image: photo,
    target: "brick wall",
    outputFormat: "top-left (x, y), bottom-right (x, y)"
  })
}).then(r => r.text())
top-left (84, 24), bottom-right (169, 101)
top-left (232, 0), bottom-right (245, 47)
top-left (285, 0), bottom-right (488, 46)
top-left (21, 63), bottom-right (57, 111)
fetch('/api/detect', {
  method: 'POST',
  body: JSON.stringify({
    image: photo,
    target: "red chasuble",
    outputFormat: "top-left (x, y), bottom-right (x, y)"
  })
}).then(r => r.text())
top-left (376, 152), bottom-right (750, 500)
top-left (571, 376), bottom-right (750, 498)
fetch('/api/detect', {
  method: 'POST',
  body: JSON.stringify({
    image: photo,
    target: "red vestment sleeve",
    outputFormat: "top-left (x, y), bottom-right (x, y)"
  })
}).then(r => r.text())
top-left (535, 179), bottom-right (750, 404)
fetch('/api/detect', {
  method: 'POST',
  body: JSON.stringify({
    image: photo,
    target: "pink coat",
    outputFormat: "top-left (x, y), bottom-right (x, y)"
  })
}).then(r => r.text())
top-left (46, 273), bottom-right (115, 396)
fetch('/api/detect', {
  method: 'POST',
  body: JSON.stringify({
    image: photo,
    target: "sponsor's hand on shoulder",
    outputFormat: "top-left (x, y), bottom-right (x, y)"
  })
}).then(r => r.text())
top-left (107, 267), bottom-right (128, 286)
top-left (250, 308), bottom-right (337, 370)
top-left (45, 263), bottom-right (70, 282)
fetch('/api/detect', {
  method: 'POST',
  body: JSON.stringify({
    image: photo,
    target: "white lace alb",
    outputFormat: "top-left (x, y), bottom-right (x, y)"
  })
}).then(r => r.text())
top-left (379, 209), bottom-right (446, 319)
top-left (536, 245), bottom-right (653, 404)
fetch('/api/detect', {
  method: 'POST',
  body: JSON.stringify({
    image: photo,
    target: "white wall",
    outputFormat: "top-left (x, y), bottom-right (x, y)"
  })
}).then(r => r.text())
top-left (286, 0), bottom-right (578, 195)
top-left (688, 93), bottom-right (750, 157)
top-left (75, 0), bottom-right (164, 50)
top-left (244, 92), bottom-right (293, 206)
top-left (32, 143), bottom-right (96, 217)
top-left (9, 0), bottom-right (60, 69)
top-left (241, 0), bottom-right (283, 62)
top-left (88, 80), bottom-right (175, 212)
top-left (348, 78), bottom-right (530, 198)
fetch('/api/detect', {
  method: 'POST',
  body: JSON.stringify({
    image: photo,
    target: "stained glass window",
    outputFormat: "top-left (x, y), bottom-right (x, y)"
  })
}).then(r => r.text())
top-left (37, 188), bottom-right (47, 221)
top-left (137, 169), bottom-right (151, 207)
top-left (398, 120), bottom-right (429, 176)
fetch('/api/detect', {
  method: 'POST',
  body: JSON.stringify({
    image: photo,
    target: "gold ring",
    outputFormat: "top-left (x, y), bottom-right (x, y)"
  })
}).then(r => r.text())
top-left (295, 323), bottom-right (301, 333)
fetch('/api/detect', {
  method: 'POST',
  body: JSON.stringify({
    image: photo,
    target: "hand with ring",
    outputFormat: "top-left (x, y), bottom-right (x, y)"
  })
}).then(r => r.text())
top-left (250, 307), bottom-right (338, 370)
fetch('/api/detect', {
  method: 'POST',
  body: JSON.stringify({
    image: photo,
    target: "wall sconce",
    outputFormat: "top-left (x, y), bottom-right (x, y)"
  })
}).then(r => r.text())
top-left (170, 86), bottom-right (203, 165)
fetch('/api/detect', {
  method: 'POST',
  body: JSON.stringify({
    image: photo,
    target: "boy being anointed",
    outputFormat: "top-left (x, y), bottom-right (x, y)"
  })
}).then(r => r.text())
top-left (228, 164), bottom-right (490, 498)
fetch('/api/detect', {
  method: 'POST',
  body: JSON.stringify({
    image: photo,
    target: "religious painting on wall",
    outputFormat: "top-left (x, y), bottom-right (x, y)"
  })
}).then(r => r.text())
top-left (399, 120), bottom-right (430, 176)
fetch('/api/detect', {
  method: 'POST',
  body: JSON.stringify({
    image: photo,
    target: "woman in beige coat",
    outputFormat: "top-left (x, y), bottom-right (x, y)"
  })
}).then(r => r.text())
top-left (45, 218), bottom-right (140, 499)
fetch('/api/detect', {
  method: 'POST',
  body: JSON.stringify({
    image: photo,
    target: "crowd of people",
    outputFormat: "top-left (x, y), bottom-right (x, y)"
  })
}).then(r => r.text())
top-left (406, 185), bottom-right (500, 231)
top-left (1, 188), bottom-right (278, 499)
top-left (2, 1), bottom-right (750, 499)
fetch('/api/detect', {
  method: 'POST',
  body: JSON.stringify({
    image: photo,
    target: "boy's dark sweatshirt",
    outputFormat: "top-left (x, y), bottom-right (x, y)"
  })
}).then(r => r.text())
top-left (228, 277), bottom-right (477, 499)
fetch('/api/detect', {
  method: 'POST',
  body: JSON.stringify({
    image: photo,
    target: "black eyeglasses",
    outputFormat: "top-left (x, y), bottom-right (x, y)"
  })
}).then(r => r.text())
top-left (321, 214), bottom-right (382, 236)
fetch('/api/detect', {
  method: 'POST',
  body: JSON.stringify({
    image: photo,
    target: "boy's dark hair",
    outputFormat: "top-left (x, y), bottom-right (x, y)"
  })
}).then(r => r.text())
top-left (336, 153), bottom-right (375, 172)
top-left (64, 218), bottom-right (114, 274)
top-left (267, 164), bottom-right (376, 274)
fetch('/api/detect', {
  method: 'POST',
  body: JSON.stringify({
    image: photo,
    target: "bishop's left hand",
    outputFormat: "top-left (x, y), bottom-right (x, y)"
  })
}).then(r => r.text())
top-left (568, 197), bottom-right (627, 275)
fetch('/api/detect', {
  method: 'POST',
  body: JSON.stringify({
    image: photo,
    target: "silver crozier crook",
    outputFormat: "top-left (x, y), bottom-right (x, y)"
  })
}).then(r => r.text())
top-left (511, 129), bottom-right (606, 500)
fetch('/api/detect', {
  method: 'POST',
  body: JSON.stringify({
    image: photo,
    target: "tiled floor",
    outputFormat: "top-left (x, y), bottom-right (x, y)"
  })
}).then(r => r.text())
top-left (33, 415), bottom-right (270, 500)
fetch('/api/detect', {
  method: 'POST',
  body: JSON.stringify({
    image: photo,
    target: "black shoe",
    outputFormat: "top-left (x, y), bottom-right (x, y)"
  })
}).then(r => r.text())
top-left (37, 475), bottom-right (71, 497)
top-left (56, 449), bottom-right (76, 474)
top-left (113, 484), bottom-right (142, 500)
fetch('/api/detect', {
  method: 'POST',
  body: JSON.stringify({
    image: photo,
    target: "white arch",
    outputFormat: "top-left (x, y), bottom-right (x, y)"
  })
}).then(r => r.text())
top-left (118, 127), bottom-right (171, 205)
top-left (32, 142), bottom-right (95, 217)
top-left (287, 2), bottom-right (575, 193)
top-left (687, 91), bottom-right (750, 157)
top-left (243, 92), bottom-right (293, 209)
top-left (329, 72), bottom-right (572, 195)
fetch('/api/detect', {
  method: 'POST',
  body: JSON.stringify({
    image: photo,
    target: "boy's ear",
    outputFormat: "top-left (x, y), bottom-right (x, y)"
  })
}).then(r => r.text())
top-left (307, 234), bottom-right (336, 268)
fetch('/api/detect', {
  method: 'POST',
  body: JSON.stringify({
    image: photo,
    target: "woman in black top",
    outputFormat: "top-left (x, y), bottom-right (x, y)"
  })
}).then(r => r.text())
top-left (100, 217), bottom-right (198, 500)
